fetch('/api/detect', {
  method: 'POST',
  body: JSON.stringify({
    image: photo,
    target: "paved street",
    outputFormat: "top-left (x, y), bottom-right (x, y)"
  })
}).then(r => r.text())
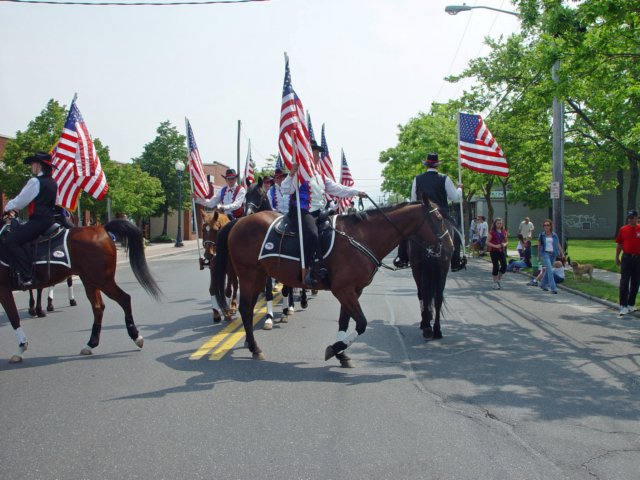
top-left (1, 245), bottom-right (639, 479)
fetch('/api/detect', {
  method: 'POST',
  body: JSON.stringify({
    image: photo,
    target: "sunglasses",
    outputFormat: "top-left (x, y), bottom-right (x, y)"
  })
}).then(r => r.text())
top-left (543, 224), bottom-right (551, 227)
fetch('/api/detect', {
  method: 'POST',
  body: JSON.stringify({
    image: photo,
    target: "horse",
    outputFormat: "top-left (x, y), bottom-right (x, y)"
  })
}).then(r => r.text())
top-left (28, 276), bottom-right (76, 317)
top-left (201, 211), bottom-right (238, 323)
top-left (408, 217), bottom-right (456, 340)
top-left (213, 201), bottom-right (447, 366)
top-left (0, 219), bottom-right (162, 363)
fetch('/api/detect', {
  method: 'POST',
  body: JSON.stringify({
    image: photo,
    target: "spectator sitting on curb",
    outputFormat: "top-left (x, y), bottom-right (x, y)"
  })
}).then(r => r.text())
top-left (527, 260), bottom-right (565, 287)
top-left (507, 238), bottom-right (532, 272)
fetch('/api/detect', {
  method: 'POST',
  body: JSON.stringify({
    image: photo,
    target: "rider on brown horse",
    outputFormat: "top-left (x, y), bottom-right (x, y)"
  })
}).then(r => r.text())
top-left (2, 152), bottom-right (58, 288)
top-left (194, 168), bottom-right (246, 220)
top-left (280, 140), bottom-right (367, 288)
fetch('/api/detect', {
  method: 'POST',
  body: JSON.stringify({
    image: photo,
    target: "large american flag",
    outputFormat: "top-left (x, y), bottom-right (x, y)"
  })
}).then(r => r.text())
top-left (243, 140), bottom-right (255, 185)
top-left (458, 112), bottom-right (508, 177)
top-left (278, 57), bottom-right (316, 182)
top-left (319, 124), bottom-right (336, 181)
top-left (51, 99), bottom-right (108, 210)
top-left (338, 149), bottom-right (355, 213)
top-left (186, 118), bottom-right (212, 200)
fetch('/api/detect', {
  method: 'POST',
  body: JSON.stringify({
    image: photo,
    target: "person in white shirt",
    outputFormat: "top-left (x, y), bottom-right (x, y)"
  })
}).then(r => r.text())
top-left (194, 168), bottom-right (246, 220)
top-left (281, 140), bottom-right (367, 288)
top-left (267, 168), bottom-right (289, 215)
top-left (518, 217), bottom-right (535, 241)
top-left (476, 215), bottom-right (489, 252)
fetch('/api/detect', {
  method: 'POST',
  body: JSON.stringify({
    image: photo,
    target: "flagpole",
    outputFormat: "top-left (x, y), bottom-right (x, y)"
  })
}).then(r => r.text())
top-left (185, 118), bottom-right (202, 262)
top-left (457, 111), bottom-right (466, 251)
top-left (292, 132), bottom-right (306, 282)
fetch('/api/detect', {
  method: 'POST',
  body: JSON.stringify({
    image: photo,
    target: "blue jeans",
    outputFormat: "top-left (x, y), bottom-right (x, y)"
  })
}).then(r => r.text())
top-left (539, 252), bottom-right (556, 292)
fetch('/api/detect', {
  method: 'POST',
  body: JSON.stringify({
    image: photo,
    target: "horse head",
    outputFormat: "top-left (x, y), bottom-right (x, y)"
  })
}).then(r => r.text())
top-left (201, 211), bottom-right (230, 262)
top-left (244, 177), bottom-right (272, 216)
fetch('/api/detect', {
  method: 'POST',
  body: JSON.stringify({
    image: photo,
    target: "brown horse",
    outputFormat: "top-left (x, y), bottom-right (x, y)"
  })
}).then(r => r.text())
top-left (213, 201), bottom-right (447, 366)
top-left (201, 211), bottom-right (238, 323)
top-left (28, 276), bottom-right (76, 317)
top-left (0, 219), bottom-right (162, 363)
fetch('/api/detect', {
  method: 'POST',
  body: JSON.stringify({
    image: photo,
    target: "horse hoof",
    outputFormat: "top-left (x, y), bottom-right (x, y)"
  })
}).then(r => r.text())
top-left (280, 315), bottom-right (289, 324)
top-left (224, 315), bottom-right (233, 322)
top-left (135, 336), bottom-right (144, 348)
top-left (311, 289), bottom-right (318, 295)
top-left (70, 299), bottom-right (77, 307)
top-left (37, 311), bottom-right (46, 318)
top-left (263, 319), bottom-right (273, 330)
top-left (300, 299), bottom-right (308, 309)
top-left (9, 354), bottom-right (23, 364)
top-left (80, 347), bottom-right (93, 356)
top-left (422, 328), bottom-right (433, 339)
top-left (324, 345), bottom-right (335, 361)
top-left (213, 312), bottom-right (222, 323)
top-left (253, 351), bottom-right (266, 360)
top-left (336, 352), bottom-right (354, 368)
top-left (47, 301), bottom-right (54, 312)
top-left (28, 308), bottom-right (37, 317)
top-left (433, 332), bottom-right (443, 340)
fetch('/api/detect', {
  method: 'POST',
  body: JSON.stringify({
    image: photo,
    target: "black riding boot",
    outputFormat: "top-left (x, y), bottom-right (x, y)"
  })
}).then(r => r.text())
top-left (394, 239), bottom-right (409, 268)
top-left (9, 247), bottom-right (34, 288)
top-left (304, 260), bottom-right (328, 288)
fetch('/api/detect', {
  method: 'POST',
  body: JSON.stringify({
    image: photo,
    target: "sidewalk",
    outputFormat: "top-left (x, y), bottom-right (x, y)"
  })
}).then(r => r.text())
top-left (115, 239), bottom-right (200, 264)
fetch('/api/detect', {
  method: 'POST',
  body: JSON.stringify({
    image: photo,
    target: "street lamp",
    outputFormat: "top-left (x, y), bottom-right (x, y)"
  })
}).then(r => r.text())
top-left (174, 159), bottom-right (185, 248)
top-left (445, 4), bottom-right (565, 246)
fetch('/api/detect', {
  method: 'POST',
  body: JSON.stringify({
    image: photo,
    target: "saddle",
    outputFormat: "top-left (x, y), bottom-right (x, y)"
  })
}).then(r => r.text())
top-left (259, 214), bottom-right (337, 262)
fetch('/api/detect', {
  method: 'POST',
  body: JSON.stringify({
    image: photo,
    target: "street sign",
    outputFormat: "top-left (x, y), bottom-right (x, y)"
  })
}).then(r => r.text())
top-left (550, 181), bottom-right (560, 199)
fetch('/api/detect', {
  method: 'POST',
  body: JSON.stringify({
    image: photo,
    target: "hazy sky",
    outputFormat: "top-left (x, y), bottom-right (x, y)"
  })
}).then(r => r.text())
top-left (0, 0), bottom-right (520, 200)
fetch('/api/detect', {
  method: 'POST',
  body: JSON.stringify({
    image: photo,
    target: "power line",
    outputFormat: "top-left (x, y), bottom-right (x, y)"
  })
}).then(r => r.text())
top-left (0, 0), bottom-right (268, 5)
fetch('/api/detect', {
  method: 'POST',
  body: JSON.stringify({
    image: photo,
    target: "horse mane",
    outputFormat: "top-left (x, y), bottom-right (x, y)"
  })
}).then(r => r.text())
top-left (340, 201), bottom-right (421, 227)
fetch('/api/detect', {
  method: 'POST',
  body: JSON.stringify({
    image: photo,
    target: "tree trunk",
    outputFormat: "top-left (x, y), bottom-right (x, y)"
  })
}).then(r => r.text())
top-left (616, 168), bottom-right (624, 234)
top-left (626, 153), bottom-right (639, 216)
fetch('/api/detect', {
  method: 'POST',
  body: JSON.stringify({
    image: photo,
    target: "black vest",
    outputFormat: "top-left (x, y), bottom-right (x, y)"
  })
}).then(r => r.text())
top-left (30, 176), bottom-right (57, 220)
top-left (415, 171), bottom-right (449, 214)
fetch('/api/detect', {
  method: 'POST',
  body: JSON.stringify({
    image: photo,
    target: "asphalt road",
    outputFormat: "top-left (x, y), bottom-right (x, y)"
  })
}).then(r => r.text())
top-left (1, 249), bottom-right (639, 480)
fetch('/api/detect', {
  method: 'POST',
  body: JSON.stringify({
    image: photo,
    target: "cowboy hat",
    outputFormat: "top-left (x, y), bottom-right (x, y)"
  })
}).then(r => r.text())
top-left (422, 152), bottom-right (441, 167)
top-left (222, 168), bottom-right (238, 179)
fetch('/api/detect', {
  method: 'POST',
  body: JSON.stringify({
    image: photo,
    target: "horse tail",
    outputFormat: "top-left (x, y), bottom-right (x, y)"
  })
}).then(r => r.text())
top-left (104, 219), bottom-right (162, 301)
top-left (213, 220), bottom-right (235, 311)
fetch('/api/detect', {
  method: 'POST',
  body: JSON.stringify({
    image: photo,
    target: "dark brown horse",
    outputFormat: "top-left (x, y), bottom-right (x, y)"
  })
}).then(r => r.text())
top-left (28, 276), bottom-right (76, 317)
top-left (213, 201), bottom-right (447, 366)
top-left (201, 211), bottom-right (238, 323)
top-left (0, 219), bottom-right (161, 363)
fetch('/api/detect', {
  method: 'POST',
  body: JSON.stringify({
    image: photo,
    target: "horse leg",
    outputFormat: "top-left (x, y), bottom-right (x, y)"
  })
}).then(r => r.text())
top-left (79, 284), bottom-right (106, 355)
top-left (28, 289), bottom-right (36, 317)
top-left (47, 286), bottom-right (55, 312)
top-left (281, 286), bottom-right (293, 319)
top-left (1, 288), bottom-right (28, 363)
top-left (432, 280), bottom-right (445, 340)
top-left (67, 276), bottom-right (77, 306)
top-left (263, 278), bottom-right (274, 330)
top-left (333, 305), bottom-right (354, 368)
top-left (209, 267), bottom-right (222, 323)
top-left (300, 288), bottom-right (308, 309)
top-left (238, 286), bottom-right (265, 360)
top-left (35, 288), bottom-right (46, 317)
top-left (325, 289), bottom-right (367, 364)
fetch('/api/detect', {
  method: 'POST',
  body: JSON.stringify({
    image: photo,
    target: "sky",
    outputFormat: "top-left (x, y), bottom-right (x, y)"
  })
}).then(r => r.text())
top-left (0, 0), bottom-right (520, 202)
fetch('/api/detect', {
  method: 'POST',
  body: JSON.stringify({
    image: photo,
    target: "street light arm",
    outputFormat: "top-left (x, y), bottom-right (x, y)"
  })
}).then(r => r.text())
top-left (445, 5), bottom-right (520, 17)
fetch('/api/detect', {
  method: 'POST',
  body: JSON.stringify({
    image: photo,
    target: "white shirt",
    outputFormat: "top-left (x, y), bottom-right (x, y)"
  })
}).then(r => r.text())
top-left (196, 183), bottom-right (246, 216)
top-left (410, 168), bottom-right (462, 203)
top-left (4, 175), bottom-right (42, 212)
top-left (476, 221), bottom-right (488, 238)
top-left (281, 172), bottom-right (359, 212)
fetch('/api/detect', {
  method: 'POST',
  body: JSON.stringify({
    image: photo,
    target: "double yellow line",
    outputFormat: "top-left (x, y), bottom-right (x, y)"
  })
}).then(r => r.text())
top-left (190, 287), bottom-right (284, 361)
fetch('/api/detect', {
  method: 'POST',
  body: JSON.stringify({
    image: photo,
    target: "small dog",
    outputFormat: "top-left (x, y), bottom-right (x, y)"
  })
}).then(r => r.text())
top-left (570, 261), bottom-right (594, 281)
top-left (468, 241), bottom-right (483, 258)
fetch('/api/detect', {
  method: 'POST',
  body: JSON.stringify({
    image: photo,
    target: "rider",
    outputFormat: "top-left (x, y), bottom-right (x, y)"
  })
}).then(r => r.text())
top-left (267, 168), bottom-right (289, 215)
top-left (194, 168), bottom-right (246, 220)
top-left (280, 140), bottom-right (367, 288)
top-left (2, 152), bottom-right (58, 288)
top-left (394, 152), bottom-right (464, 270)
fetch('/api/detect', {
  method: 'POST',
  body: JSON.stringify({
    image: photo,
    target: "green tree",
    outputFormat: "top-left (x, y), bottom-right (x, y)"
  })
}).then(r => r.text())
top-left (133, 121), bottom-right (188, 235)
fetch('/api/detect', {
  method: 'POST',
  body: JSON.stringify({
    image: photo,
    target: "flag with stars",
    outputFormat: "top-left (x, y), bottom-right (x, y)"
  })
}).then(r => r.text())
top-left (458, 112), bottom-right (508, 177)
top-left (319, 124), bottom-right (336, 181)
top-left (307, 111), bottom-right (317, 146)
top-left (243, 139), bottom-right (255, 185)
top-left (338, 149), bottom-right (355, 213)
top-left (278, 57), bottom-right (316, 182)
top-left (51, 98), bottom-right (108, 210)
top-left (186, 118), bottom-right (212, 200)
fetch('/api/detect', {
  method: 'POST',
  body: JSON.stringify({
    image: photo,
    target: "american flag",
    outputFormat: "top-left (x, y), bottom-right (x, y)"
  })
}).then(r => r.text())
top-left (338, 149), bottom-right (355, 213)
top-left (319, 124), bottom-right (336, 181)
top-left (243, 140), bottom-right (255, 185)
top-left (51, 99), bottom-right (108, 210)
top-left (278, 57), bottom-right (316, 182)
top-left (306, 111), bottom-right (317, 146)
top-left (275, 154), bottom-right (285, 173)
top-left (458, 112), bottom-right (508, 177)
top-left (186, 118), bottom-right (212, 200)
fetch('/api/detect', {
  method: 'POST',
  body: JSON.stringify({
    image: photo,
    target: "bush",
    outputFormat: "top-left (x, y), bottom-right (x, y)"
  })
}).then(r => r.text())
top-left (150, 234), bottom-right (174, 243)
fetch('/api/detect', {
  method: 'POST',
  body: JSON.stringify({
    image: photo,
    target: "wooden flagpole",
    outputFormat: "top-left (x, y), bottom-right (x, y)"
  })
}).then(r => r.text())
top-left (185, 117), bottom-right (202, 261)
top-left (457, 111), bottom-right (466, 252)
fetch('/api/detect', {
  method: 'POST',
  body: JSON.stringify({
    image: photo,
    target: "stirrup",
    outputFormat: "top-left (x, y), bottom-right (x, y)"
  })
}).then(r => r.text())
top-left (393, 257), bottom-right (409, 269)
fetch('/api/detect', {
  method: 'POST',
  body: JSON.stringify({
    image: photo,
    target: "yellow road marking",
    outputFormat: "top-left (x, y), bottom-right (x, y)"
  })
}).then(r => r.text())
top-left (190, 286), bottom-right (285, 360)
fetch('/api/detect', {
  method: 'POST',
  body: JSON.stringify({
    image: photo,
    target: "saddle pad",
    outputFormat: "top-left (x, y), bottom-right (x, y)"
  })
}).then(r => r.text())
top-left (0, 229), bottom-right (71, 269)
top-left (259, 215), bottom-right (337, 262)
